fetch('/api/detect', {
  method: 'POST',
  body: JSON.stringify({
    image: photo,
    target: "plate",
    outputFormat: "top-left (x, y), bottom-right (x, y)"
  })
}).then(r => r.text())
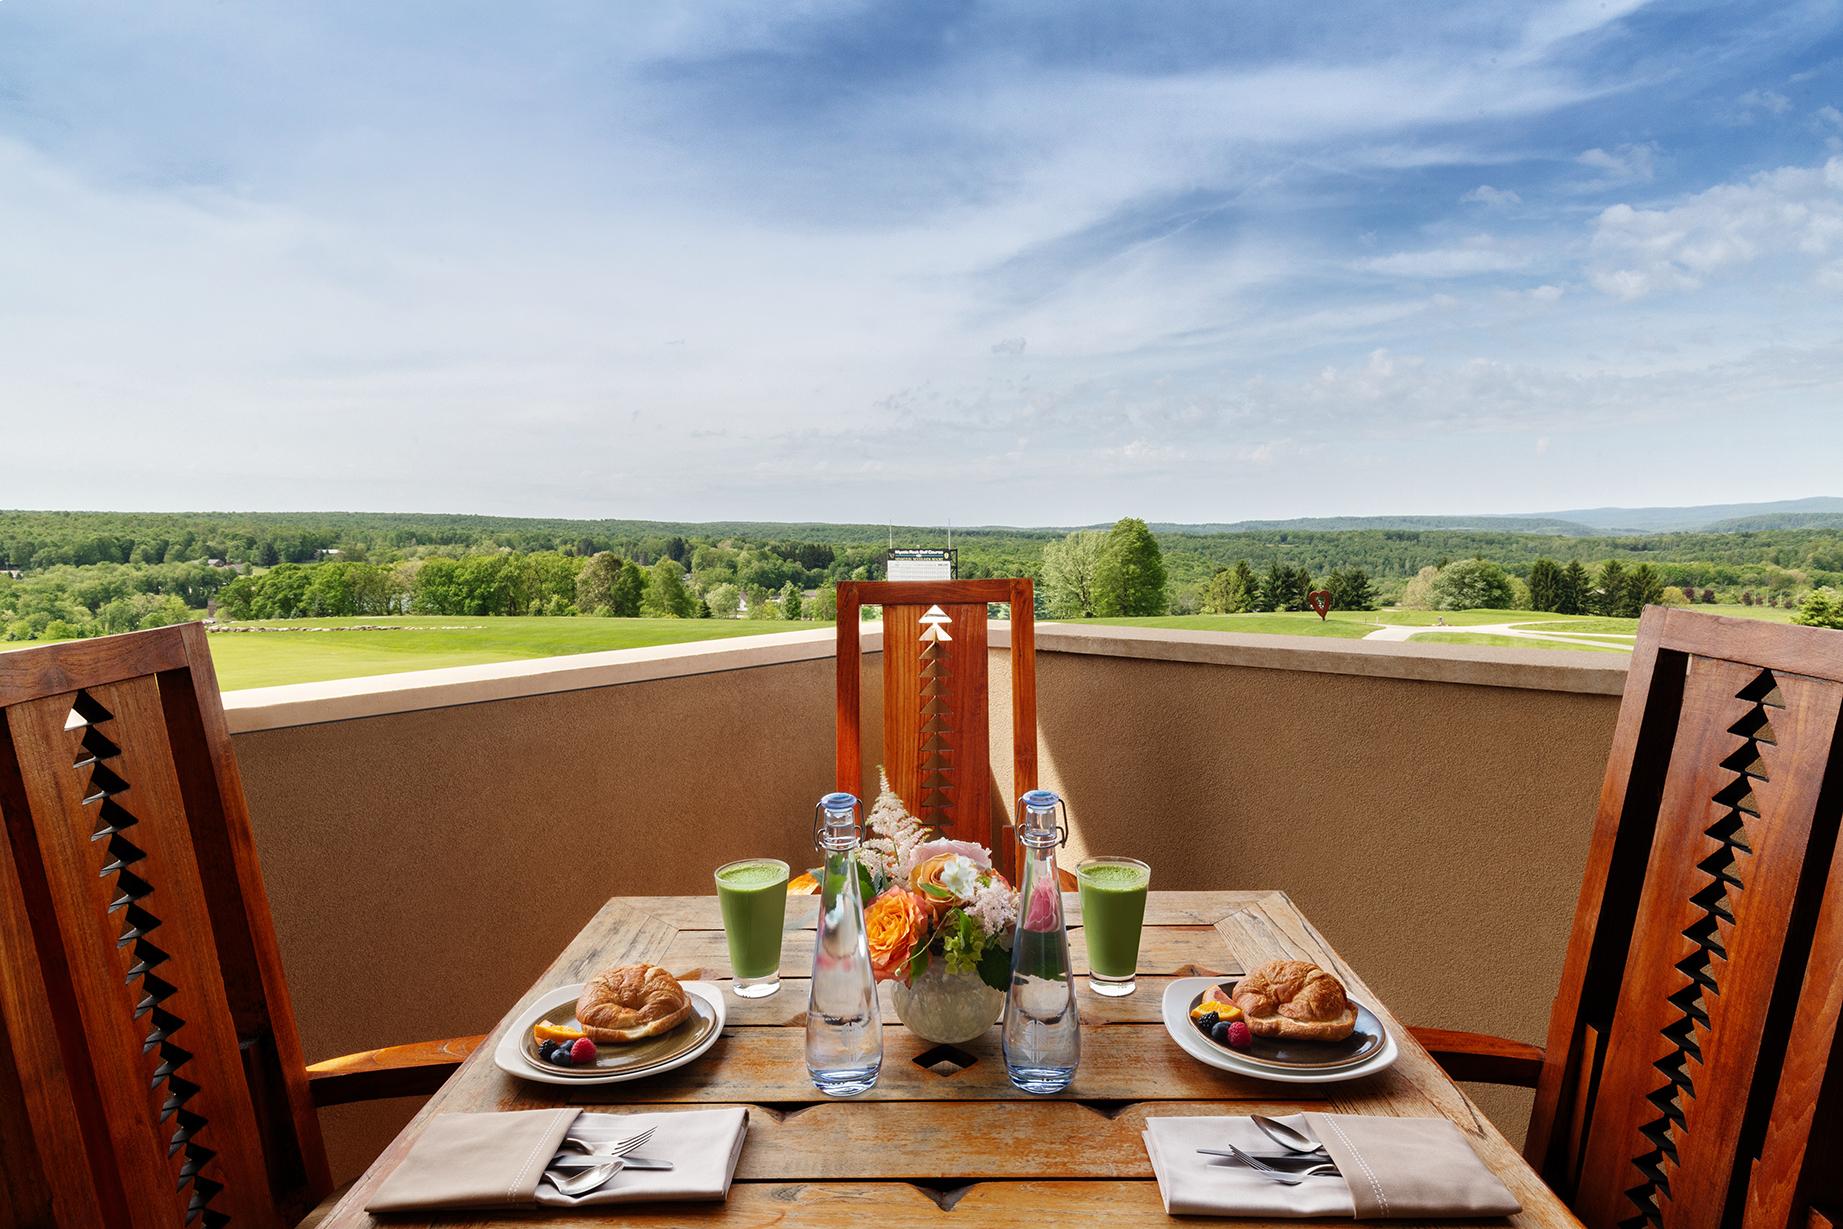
top-left (494, 981), bottom-right (726, 1087)
top-left (520, 992), bottom-right (717, 1078)
top-left (1184, 986), bottom-right (1386, 1070)
top-left (1161, 977), bottom-right (1398, 1085)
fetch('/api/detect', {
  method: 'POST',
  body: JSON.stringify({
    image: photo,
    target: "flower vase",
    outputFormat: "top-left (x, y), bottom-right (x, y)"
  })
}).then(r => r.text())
top-left (891, 957), bottom-right (1005, 1044)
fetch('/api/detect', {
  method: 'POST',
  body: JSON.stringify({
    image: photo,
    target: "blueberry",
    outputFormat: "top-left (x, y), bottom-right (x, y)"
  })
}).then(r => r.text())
top-left (549, 1047), bottom-right (573, 1066)
top-left (1195, 1011), bottom-right (1219, 1033)
top-left (1210, 1020), bottom-right (1232, 1044)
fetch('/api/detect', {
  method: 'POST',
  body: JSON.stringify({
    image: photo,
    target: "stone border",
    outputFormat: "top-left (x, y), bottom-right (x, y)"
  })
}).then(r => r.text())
top-left (220, 621), bottom-right (1627, 734)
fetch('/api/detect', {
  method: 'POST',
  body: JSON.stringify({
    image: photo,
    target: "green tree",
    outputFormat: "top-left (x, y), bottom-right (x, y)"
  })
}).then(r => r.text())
top-left (1325, 566), bottom-right (1377, 612)
top-left (811, 583), bottom-right (838, 622)
top-left (1398, 565), bottom-right (1440, 610)
top-left (643, 560), bottom-right (696, 618)
top-left (778, 581), bottom-right (802, 620)
top-left (1252, 561), bottom-right (1286, 612)
top-left (703, 582), bottom-right (740, 619)
top-left (574, 552), bottom-right (621, 615)
top-left (1041, 530), bottom-right (1105, 618)
top-left (1092, 518), bottom-right (1167, 616)
top-left (1203, 562), bottom-right (1258, 614)
top-left (1429, 559), bottom-right (1515, 610)
top-left (1626, 563), bottom-right (1665, 614)
top-left (1558, 560), bottom-right (1589, 615)
top-left (609, 560), bottom-right (645, 617)
top-left (1594, 560), bottom-right (1630, 617)
top-left (1794, 588), bottom-right (1843, 629)
top-left (1526, 558), bottom-right (1564, 611)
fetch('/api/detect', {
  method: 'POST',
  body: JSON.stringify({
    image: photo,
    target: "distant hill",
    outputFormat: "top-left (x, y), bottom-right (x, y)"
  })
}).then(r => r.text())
top-left (1534, 497), bottom-right (1843, 533)
top-left (1706, 511), bottom-right (1843, 532)
top-left (1151, 516), bottom-right (1594, 535)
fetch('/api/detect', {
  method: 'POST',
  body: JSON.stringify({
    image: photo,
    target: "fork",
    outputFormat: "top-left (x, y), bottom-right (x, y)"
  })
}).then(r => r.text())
top-left (1196, 1144), bottom-right (1340, 1183)
top-left (557, 1126), bottom-right (656, 1159)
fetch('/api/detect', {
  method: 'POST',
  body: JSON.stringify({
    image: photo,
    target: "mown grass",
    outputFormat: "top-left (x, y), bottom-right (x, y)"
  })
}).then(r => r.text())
top-left (1408, 631), bottom-right (1632, 654)
top-left (1061, 612), bottom-right (1379, 638)
top-left (206, 615), bottom-right (802, 689)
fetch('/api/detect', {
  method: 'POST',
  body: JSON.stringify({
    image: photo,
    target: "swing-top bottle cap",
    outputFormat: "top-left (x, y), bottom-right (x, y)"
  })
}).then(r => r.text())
top-left (814, 792), bottom-right (862, 852)
top-left (1021, 789), bottom-right (1060, 811)
top-left (1017, 789), bottom-right (1066, 848)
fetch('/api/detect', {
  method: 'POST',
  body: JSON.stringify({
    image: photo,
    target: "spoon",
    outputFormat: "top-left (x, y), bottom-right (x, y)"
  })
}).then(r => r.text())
top-left (1251, 1115), bottom-right (1328, 1156)
top-left (543, 1159), bottom-right (624, 1197)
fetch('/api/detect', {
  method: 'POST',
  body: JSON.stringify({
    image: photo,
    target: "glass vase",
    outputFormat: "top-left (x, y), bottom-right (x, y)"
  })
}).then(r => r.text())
top-left (891, 957), bottom-right (1005, 1044)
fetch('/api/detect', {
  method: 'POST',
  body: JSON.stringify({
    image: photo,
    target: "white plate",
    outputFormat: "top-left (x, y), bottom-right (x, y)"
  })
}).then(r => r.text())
top-left (1160, 977), bottom-right (1399, 1084)
top-left (494, 981), bottom-right (726, 1087)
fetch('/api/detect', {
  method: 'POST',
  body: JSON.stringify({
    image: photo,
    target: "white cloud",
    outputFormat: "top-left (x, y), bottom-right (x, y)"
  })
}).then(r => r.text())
top-left (1736, 88), bottom-right (1792, 116)
top-left (1820, 105), bottom-right (1843, 129)
top-left (1578, 142), bottom-right (1658, 183)
top-left (1358, 242), bottom-right (1530, 278)
top-left (1589, 156), bottom-right (1843, 298)
top-left (1462, 184), bottom-right (1522, 206)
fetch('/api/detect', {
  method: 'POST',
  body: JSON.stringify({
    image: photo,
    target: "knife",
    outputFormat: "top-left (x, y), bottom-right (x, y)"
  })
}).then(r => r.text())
top-left (550, 1153), bottom-right (676, 1171)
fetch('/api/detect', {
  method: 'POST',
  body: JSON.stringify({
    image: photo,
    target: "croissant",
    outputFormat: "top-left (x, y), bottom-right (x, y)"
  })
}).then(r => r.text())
top-left (1230, 959), bottom-right (1357, 1042)
top-left (575, 964), bottom-right (693, 1043)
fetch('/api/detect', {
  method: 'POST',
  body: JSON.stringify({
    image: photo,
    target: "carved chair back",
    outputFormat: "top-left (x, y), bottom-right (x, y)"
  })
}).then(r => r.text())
top-left (835, 579), bottom-right (1037, 876)
top-left (0, 625), bottom-right (328, 1228)
top-left (1529, 608), bottom-right (1843, 1229)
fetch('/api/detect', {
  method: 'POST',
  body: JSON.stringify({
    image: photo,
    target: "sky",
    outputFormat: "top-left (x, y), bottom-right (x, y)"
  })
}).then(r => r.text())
top-left (2, 1), bottom-right (1842, 526)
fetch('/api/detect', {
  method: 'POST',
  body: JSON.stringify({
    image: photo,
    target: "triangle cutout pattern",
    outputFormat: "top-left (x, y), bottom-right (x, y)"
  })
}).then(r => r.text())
top-left (67, 689), bottom-right (226, 1227)
top-left (1619, 670), bottom-right (1779, 1229)
top-left (917, 609), bottom-right (955, 831)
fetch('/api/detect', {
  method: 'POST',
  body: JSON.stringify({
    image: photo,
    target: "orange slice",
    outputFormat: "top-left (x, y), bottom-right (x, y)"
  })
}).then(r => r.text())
top-left (533, 1022), bottom-right (585, 1044)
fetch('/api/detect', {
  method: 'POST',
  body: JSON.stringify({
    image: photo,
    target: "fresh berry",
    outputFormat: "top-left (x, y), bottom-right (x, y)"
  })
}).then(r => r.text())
top-left (1195, 1011), bottom-right (1219, 1033)
top-left (1226, 1021), bottom-right (1253, 1051)
top-left (1210, 1020), bottom-right (1232, 1044)
top-left (569, 1037), bottom-right (597, 1064)
top-left (549, 1047), bottom-right (573, 1067)
top-left (537, 1039), bottom-right (557, 1059)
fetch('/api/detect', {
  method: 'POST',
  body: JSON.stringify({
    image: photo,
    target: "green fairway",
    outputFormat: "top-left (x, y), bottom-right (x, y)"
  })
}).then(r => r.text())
top-left (1363, 607), bottom-right (1572, 626)
top-left (1515, 617), bottom-right (1639, 635)
top-left (205, 616), bottom-right (799, 689)
top-left (1066, 612), bottom-right (1380, 638)
top-left (1408, 631), bottom-right (1631, 653)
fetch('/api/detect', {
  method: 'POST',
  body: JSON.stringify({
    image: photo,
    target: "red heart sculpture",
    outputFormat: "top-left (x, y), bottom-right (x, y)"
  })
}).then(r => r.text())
top-left (1307, 589), bottom-right (1332, 620)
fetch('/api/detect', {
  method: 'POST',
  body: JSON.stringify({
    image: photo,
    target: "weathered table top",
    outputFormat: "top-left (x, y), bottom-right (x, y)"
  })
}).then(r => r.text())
top-left (322, 890), bottom-right (1574, 1226)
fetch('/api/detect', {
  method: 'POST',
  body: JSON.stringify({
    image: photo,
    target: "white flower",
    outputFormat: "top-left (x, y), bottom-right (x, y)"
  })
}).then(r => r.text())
top-left (939, 855), bottom-right (980, 899)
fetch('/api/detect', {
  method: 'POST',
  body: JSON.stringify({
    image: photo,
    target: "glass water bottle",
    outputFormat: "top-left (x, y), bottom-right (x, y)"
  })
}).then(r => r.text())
top-left (804, 791), bottom-right (882, 1096)
top-left (1002, 788), bottom-right (1081, 1093)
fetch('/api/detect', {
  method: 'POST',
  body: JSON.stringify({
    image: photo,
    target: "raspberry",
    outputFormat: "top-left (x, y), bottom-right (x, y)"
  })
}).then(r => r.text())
top-left (569, 1037), bottom-right (598, 1064)
top-left (1226, 1021), bottom-right (1253, 1051)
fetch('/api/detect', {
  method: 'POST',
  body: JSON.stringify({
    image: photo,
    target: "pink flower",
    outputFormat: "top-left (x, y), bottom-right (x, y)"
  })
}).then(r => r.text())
top-left (1022, 880), bottom-right (1060, 932)
top-left (911, 838), bottom-right (991, 869)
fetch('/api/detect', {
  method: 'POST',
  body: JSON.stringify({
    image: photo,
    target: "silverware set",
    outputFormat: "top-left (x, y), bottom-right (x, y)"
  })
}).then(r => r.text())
top-left (1196, 1115), bottom-right (1341, 1184)
top-left (541, 1126), bottom-right (675, 1197)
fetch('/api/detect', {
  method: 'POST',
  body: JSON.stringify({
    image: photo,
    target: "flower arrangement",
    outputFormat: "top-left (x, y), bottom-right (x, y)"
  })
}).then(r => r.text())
top-left (849, 770), bottom-right (1018, 992)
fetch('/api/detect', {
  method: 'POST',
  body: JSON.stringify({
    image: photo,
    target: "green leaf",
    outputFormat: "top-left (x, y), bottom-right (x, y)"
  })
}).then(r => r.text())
top-left (856, 861), bottom-right (877, 904)
top-left (919, 881), bottom-right (955, 900)
top-left (906, 945), bottom-right (930, 981)
top-left (978, 942), bottom-right (1011, 993)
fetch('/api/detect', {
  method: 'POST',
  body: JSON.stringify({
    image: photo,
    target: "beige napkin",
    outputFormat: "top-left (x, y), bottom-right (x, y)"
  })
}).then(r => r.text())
top-left (365, 1107), bottom-right (748, 1213)
top-left (1143, 1113), bottom-right (1521, 1219)
top-left (536, 1109), bottom-right (749, 1207)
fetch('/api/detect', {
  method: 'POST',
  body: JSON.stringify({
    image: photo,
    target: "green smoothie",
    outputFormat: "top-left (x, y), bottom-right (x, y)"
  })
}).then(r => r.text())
top-left (1077, 858), bottom-right (1150, 993)
top-left (715, 859), bottom-right (789, 995)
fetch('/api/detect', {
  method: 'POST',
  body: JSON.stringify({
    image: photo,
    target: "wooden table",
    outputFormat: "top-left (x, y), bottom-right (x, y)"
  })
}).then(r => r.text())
top-left (322, 891), bottom-right (1576, 1226)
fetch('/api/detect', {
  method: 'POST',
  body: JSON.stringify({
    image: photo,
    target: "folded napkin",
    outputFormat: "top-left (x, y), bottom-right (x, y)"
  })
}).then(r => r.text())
top-left (366, 1107), bottom-right (749, 1213)
top-left (1143, 1113), bottom-right (1521, 1220)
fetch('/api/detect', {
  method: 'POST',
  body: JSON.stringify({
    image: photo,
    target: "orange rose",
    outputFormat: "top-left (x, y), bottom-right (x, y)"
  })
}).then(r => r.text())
top-left (864, 888), bottom-right (929, 982)
top-left (909, 852), bottom-right (977, 917)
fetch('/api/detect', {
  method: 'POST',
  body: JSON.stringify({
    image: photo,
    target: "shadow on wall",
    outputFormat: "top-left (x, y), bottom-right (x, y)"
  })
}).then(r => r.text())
top-left (1031, 651), bottom-right (1619, 1142)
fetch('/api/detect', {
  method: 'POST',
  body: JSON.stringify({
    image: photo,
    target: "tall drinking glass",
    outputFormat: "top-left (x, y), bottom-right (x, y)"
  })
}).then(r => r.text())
top-left (714, 858), bottom-right (790, 998)
top-left (1076, 856), bottom-right (1150, 997)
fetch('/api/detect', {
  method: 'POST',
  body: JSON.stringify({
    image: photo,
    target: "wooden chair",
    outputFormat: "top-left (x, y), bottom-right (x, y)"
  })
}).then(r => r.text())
top-left (0, 625), bottom-right (481, 1228)
top-left (835, 579), bottom-right (1037, 877)
top-left (1418, 608), bottom-right (1843, 1229)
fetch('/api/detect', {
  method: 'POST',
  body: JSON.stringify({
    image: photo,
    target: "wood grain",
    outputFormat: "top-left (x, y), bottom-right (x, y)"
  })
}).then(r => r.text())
top-left (316, 890), bottom-right (1579, 1229)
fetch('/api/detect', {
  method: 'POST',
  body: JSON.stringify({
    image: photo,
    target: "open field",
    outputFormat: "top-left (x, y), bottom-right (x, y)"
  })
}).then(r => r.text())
top-left (1410, 631), bottom-right (1631, 654)
top-left (1059, 612), bottom-right (1379, 638)
top-left (203, 616), bottom-right (796, 689)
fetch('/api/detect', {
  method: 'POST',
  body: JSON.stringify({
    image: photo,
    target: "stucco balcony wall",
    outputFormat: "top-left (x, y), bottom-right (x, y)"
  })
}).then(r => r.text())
top-left (224, 624), bottom-right (1625, 1180)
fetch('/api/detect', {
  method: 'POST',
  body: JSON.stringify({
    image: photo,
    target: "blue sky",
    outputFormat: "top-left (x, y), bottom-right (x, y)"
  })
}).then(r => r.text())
top-left (2, 1), bottom-right (1841, 524)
